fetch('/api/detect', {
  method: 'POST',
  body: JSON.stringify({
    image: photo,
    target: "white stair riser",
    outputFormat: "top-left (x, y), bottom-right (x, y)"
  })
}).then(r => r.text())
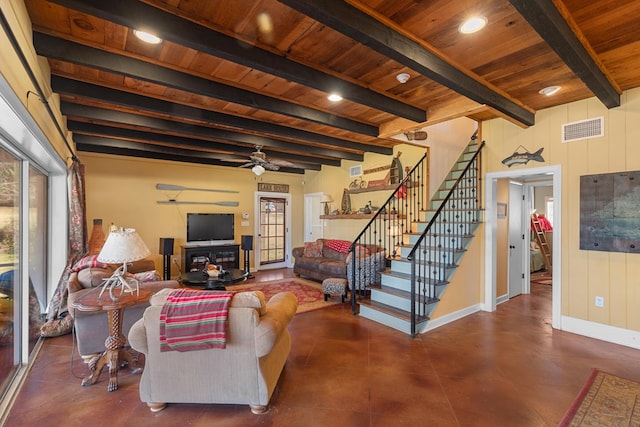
top-left (390, 260), bottom-right (454, 278)
top-left (408, 233), bottom-right (471, 248)
top-left (416, 221), bottom-right (475, 234)
top-left (359, 305), bottom-right (413, 334)
top-left (370, 289), bottom-right (412, 311)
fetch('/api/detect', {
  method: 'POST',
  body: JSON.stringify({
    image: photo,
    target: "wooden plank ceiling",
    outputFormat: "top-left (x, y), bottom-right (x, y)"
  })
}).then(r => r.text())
top-left (22, 0), bottom-right (640, 174)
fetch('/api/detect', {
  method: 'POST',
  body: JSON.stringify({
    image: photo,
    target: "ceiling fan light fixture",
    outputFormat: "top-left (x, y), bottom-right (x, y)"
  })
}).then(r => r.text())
top-left (133, 30), bottom-right (162, 44)
top-left (459, 16), bottom-right (487, 34)
top-left (396, 73), bottom-right (411, 83)
top-left (539, 85), bottom-right (561, 96)
top-left (252, 164), bottom-right (266, 176)
top-left (327, 93), bottom-right (343, 102)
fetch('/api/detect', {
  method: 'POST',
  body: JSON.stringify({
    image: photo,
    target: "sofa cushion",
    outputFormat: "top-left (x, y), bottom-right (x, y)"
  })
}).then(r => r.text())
top-left (319, 259), bottom-right (349, 277)
top-left (303, 240), bottom-right (323, 257)
top-left (76, 268), bottom-right (112, 288)
top-left (322, 245), bottom-right (349, 261)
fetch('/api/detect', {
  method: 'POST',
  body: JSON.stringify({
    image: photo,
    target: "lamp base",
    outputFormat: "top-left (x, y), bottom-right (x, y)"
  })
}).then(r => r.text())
top-left (323, 203), bottom-right (330, 216)
top-left (98, 265), bottom-right (140, 300)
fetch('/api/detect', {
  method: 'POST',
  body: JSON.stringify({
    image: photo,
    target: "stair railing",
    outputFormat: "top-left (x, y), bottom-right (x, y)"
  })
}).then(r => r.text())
top-left (349, 152), bottom-right (429, 313)
top-left (406, 139), bottom-right (485, 336)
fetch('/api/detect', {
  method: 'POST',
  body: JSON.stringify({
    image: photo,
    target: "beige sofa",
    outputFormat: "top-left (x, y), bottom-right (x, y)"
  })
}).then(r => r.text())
top-left (67, 258), bottom-right (180, 359)
top-left (128, 288), bottom-right (298, 414)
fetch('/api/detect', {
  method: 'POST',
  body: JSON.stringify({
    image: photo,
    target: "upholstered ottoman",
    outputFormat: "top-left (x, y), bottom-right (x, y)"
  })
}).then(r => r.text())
top-left (322, 277), bottom-right (348, 303)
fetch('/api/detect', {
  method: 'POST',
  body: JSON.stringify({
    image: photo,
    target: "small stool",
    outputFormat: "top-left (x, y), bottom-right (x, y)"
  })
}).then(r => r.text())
top-left (322, 278), bottom-right (348, 303)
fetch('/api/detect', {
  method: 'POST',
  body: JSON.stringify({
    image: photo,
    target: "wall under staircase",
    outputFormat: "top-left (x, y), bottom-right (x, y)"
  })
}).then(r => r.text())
top-left (351, 134), bottom-right (484, 336)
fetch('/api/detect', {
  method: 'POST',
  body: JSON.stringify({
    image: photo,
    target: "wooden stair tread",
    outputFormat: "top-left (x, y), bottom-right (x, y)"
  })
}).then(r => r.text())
top-left (370, 284), bottom-right (440, 305)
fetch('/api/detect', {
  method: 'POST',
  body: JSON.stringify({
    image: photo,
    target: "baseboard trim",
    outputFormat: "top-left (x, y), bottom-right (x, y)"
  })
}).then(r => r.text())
top-left (561, 316), bottom-right (640, 350)
top-left (420, 303), bottom-right (482, 333)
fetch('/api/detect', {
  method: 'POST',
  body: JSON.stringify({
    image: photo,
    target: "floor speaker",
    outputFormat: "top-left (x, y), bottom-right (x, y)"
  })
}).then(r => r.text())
top-left (159, 237), bottom-right (174, 255)
top-left (241, 235), bottom-right (253, 251)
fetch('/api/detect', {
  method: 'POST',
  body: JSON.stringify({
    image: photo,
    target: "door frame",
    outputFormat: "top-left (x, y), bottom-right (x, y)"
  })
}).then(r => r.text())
top-left (507, 180), bottom-right (526, 298)
top-left (253, 191), bottom-right (292, 271)
top-left (484, 164), bottom-right (561, 329)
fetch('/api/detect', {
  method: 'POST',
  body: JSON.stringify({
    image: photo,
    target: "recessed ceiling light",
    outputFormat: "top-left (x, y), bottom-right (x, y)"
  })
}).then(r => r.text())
top-left (396, 73), bottom-right (411, 83)
top-left (133, 30), bottom-right (162, 44)
top-left (539, 85), bottom-right (561, 96)
top-left (328, 93), bottom-right (343, 102)
top-left (459, 16), bottom-right (487, 34)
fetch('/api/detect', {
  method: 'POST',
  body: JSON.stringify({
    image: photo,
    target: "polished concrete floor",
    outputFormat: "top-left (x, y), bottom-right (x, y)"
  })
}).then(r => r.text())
top-left (5, 269), bottom-right (640, 426)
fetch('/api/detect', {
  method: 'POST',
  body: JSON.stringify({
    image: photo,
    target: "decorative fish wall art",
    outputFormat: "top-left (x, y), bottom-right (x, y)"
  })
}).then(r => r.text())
top-left (501, 146), bottom-right (545, 167)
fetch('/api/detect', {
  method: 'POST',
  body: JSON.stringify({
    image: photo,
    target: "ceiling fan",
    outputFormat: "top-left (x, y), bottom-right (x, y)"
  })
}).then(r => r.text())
top-left (239, 145), bottom-right (297, 175)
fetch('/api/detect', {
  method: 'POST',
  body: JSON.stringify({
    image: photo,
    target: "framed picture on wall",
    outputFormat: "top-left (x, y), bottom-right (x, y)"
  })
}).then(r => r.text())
top-left (497, 202), bottom-right (507, 218)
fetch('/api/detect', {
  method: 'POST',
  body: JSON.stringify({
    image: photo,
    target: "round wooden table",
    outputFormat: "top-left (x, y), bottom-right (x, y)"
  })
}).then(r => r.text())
top-left (181, 269), bottom-right (249, 290)
top-left (69, 287), bottom-right (153, 392)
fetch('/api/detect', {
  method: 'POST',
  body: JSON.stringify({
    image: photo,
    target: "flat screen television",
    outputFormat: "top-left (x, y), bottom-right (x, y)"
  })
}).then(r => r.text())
top-left (186, 213), bottom-right (235, 245)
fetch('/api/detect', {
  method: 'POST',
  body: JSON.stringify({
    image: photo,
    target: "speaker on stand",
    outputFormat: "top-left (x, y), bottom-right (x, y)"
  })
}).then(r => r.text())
top-left (159, 238), bottom-right (174, 280)
top-left (241, 235), bottom-right (254, 278)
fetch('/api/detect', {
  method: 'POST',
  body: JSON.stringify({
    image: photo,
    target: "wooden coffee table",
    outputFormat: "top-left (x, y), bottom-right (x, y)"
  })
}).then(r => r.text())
top-left (69, 287), bottom-right (153, 392)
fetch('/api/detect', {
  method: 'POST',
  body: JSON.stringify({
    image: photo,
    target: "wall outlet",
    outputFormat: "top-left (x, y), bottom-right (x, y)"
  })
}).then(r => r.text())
top-left (595, 296), bottom-right (604, 307)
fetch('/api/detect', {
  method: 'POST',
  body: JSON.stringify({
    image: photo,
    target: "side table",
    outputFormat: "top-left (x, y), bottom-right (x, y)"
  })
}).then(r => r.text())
top-left (69, 287), bottom-right (153, 392)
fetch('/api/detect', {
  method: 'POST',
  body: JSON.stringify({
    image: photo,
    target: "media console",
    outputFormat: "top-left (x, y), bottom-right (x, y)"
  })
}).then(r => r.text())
top-left (181, 244), bottom-right (240, 272)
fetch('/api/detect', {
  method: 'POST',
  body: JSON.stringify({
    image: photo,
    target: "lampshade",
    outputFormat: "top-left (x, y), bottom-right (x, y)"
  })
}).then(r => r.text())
top-left (320, 194), bottom-right (333, 203)
top-left (97, 228), bottom-right (151, 264)
top-left (252, 164), bottom-right (265, 176)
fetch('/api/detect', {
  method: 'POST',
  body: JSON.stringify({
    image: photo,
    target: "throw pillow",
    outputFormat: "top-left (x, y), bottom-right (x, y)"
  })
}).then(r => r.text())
top-left (71, 255), bottom-right (108, 272)
top-left (130, 270), bottom-right (161, 282)
top-left (325, 239), bottom-right (351, 253)
top-left (303, 240), bottom-right (323, 257)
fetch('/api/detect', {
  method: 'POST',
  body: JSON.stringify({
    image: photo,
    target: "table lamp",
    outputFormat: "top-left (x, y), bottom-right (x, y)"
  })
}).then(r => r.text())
top-left (321, 194), bottom-right (333, 215)
top-left (97, 228), bottom-right (151, 300)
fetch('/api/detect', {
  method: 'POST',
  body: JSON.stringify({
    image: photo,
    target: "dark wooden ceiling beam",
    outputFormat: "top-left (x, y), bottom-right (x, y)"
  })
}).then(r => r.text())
top-left (67, 120), bottom-right (331, 168)
top-left (60, 102), bottom-right (365, 162)
top-left (46, 0), bottom-right (426, 123)
top-left (33, 32), bottom-right (378, 136)
top-left (75, 136), bottom-right (306, 174)
top-left (277, 0), bottom-right (535, 127)
top-left (507, 0), bottom-right (620, 108)
top-left (51, 76), bottom-right (386, 155)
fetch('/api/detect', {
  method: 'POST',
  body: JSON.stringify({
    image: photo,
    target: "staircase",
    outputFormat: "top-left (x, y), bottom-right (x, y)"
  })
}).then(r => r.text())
top-left (350, 133), bottom-right (485, 337)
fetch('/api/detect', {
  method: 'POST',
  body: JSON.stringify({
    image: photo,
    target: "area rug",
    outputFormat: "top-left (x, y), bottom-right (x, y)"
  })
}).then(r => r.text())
top-left (531, 270), bottom-right (552, 285)
top-left (227, 278), bottom-right (339, 314)
top-left (559, 369), bottom-right (640, 426)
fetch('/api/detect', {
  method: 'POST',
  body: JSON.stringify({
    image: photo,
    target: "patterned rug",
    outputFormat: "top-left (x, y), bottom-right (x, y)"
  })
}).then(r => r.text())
top-left (227, 278), bottom-right (339, 314)
top-left (559, 369), bottom-right (640, 426)
top-left (531, 270), bottom-right (553, 285)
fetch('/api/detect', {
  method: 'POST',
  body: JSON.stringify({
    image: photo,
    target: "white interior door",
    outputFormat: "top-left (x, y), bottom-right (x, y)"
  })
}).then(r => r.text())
top-left (304, 192), bottom-right (324, 242)
top-left (508, 181), bottom-right (525, 298)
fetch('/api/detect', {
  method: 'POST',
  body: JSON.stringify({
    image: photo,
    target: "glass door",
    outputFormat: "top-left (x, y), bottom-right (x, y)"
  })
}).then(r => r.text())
top-left (258, 197), bottom-right (286, 267)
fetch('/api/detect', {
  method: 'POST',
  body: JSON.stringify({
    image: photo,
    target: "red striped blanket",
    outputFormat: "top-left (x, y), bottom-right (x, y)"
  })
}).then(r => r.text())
top-left (159, 289), bottom-right (235, 352)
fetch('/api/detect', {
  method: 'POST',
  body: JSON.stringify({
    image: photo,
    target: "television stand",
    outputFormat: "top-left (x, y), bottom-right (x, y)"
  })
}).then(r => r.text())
top-left (181, 244), bottom-right (240, 273)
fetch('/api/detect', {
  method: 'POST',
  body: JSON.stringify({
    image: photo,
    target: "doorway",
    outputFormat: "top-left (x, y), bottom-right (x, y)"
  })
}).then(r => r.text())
top-left (484, 165), bottom-right (561, 329)
top-left (254, 192), bottom-right (291, 270)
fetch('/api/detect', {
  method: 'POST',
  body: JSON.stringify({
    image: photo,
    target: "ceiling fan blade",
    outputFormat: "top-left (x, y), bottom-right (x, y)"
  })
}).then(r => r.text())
top-left (157, 200), bottom-right (239, 207)
top-left (238, 163), bottom-right (254, 168)
top-left (264, 163), bottom-right (280, 171)
top-left (269, 159), bottom-right (296, 167)
top-left (156, 183), bottom-right (239, 194)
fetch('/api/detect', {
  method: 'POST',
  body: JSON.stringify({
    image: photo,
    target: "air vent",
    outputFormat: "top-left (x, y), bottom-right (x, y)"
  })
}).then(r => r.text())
top-left (562, 117), bottom-right (604, 143)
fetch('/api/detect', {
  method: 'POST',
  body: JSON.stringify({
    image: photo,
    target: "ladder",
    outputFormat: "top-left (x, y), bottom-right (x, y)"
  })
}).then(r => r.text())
top-left (531, 214), bottom-right (552, 271)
